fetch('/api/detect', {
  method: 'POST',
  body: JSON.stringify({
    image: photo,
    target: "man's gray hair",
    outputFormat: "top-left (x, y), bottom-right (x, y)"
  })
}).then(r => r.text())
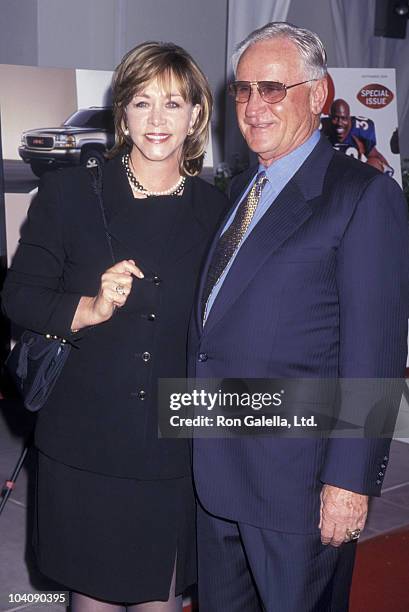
top-left (231, 22), bottom-right (327, 80)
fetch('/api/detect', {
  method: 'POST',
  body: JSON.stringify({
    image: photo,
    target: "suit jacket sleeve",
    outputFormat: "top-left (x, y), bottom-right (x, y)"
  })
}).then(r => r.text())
top-left (320, 173), bottom-right (409, 496)
top-left (2, 172), bottom-right (83, 338)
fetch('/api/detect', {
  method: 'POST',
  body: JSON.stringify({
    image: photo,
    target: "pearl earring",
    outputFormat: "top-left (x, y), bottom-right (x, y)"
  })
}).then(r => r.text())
top-left (124, 128), bottom-right (129, 136)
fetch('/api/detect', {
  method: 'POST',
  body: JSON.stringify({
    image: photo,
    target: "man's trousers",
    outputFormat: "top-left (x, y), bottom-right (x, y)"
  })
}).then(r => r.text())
top-left (197, 502), bottom-right (357, 612)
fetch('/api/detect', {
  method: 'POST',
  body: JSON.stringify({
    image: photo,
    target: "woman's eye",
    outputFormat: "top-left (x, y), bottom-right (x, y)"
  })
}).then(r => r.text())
top-left (133, 101), bottom-right (148, 108)
top-left (166, 101), bottom-right (181, 109)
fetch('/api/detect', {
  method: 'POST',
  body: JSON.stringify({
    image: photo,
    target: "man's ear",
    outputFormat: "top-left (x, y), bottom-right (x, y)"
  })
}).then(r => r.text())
top-left (310, 78), bottom-right (328, 116)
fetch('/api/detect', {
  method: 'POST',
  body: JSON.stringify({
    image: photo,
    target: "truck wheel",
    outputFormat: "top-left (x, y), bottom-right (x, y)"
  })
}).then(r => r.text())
top-left (80, 149), bottom-right (105, 170)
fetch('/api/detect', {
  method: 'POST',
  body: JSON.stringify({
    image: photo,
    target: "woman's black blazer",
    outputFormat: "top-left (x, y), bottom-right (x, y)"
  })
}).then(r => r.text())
top-left (2, 155), bottom-right (228, 479)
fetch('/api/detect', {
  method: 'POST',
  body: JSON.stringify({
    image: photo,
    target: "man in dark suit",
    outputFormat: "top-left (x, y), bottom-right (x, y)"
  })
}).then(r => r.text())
top-left (189, 22), bottom-right (409, 611)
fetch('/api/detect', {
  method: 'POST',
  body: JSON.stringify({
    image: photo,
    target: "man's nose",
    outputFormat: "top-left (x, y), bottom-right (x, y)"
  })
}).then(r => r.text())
top-left (244, 85), bottom-right (267, 116)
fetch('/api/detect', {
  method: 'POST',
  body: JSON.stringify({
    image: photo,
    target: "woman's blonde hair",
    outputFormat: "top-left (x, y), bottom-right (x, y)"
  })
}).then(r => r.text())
top-left (109, 41), bottom-right (212, 176)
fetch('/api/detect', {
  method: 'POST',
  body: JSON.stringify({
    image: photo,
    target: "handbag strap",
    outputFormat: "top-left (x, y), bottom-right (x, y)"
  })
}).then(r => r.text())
top-left (89, 165), bottom-right (116, 265)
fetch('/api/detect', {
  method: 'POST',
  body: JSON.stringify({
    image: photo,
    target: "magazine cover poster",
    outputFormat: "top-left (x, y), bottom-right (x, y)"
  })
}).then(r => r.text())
top-left (322, 68), bottom-right (401, 186)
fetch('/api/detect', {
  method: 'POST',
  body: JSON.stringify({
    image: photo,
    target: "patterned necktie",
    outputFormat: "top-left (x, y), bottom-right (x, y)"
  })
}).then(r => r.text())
top-left (202, 171), bottom-right (268, 322)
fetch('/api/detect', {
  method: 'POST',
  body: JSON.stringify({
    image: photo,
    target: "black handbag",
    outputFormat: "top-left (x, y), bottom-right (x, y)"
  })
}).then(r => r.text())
top-left (5, 331), bottom-right (72, 412)
top-left (5, 165), bottom-right (114, 412)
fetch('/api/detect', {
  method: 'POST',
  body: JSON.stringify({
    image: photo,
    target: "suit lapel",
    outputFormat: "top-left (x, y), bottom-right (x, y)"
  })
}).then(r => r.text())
top-left (203, 181), bottom-right (312, 333)
top-left (200, 136), bottom-right (335, 335)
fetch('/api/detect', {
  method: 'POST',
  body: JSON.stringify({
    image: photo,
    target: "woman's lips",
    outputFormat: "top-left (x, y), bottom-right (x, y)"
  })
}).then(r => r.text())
top-left (145, 133), bottom-right (171, 143)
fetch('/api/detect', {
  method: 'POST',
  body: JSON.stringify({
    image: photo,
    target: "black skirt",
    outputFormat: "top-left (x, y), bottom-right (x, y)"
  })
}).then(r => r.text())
top-left (33, 451), bottom-right (197, 604)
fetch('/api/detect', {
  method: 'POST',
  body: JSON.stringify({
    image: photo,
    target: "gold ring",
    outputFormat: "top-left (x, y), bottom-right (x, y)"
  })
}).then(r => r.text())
top-left (115, 284), bottom-right (125, 295)
top-left (345, 528), bottom-right (361, 541)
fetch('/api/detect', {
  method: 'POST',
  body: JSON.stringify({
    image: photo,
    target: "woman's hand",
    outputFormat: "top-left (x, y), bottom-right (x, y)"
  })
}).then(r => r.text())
top-left (71, 260), bottom-right (144, 330)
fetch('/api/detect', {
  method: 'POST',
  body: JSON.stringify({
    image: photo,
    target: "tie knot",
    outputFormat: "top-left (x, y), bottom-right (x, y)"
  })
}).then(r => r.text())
top-left (254, 171), bottom-right (267, 192)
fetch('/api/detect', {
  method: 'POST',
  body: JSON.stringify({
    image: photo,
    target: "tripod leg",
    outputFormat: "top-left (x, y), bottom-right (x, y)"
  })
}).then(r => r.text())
top-left (0, 445), bottom-right (29, 515)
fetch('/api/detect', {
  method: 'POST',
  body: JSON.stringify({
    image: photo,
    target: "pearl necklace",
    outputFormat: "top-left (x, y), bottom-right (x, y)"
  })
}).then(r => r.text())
top-left (122, 154), bottom-right (186, 197)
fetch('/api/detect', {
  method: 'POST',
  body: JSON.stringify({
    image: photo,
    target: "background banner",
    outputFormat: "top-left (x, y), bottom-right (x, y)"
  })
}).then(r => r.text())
top-left (0, 64), bottom-right (114, 265)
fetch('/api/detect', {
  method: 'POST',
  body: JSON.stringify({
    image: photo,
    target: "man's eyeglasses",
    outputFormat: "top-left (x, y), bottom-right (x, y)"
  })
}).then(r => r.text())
top-left (228, 79), bottom-right (319, 104)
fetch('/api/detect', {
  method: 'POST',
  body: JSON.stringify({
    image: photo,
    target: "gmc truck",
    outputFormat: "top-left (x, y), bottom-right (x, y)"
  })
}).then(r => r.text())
top-left (19, 107), bottom-right (115, 176)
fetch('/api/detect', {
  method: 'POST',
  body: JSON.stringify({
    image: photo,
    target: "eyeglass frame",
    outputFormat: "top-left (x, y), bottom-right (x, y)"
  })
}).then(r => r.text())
top-left (228, 79), bottom-right (319, 104)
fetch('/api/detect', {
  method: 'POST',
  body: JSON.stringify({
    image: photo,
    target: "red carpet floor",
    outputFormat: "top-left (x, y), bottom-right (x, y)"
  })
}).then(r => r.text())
top-left (350, 526), bottom-right (409, 611)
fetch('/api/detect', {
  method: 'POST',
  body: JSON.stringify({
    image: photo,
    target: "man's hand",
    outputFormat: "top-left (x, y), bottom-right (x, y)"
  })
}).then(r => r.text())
top-left (319, 484), bottom-right (368, 547)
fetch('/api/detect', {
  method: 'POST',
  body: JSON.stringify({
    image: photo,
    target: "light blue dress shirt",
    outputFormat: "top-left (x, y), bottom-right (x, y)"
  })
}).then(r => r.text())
top-left (204, 130), bottom-right (321, 324)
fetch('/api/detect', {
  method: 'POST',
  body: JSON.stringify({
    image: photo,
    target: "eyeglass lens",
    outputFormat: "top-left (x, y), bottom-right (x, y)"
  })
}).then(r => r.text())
top-left (230, 81), bottom-right (286, 103)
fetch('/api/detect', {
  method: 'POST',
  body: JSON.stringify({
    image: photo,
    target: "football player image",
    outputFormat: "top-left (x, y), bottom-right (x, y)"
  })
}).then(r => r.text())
top-left (321, 98), bottom-right (394, 176)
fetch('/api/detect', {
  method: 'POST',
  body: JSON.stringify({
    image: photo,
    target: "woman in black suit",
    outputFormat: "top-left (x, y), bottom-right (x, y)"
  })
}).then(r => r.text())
top-left (2, 42), bottom-right (227, 611)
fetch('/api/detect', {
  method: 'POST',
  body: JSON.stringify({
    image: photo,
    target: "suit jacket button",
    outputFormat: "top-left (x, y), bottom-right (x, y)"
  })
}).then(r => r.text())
top-left (378, 471), bottom-right (384, 477)
top-left (198, 352), bottom-right (208, 362)
top-left (376, 479), bottom-right (382, 485)
top-left (153, 276), bottom-right (161, 286)
top-left (142, 352), bottom-right (151, 362)
top-left (383, 456), bottom-right (389, 461)
top-left (380, 463), bottom-right (387, 469)
top-left (147, 313), bottom-right (156, 321)
top-left (138, 390), bottom-right (146, 400)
